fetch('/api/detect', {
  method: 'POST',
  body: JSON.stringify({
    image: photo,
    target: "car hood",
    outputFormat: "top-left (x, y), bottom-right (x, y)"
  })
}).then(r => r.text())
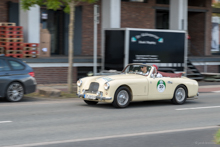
top-left (95, 74), bottom-right (145, 83)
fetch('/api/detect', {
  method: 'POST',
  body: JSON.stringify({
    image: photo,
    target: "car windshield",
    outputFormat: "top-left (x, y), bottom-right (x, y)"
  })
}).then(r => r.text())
top-left (123, 64), bottom-right (152, 75)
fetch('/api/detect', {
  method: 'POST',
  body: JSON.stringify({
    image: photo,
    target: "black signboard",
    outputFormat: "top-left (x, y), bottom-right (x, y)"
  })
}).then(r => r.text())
top-left (104, 30), bottom-right (125, 71)
top-left (129, 30), bottom-right (185, 71)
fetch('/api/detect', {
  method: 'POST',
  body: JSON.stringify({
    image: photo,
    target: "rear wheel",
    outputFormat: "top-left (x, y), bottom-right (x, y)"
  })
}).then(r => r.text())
top-left (84, 100), bottom-right (98, 105)
top-left (112, 86), bottom-right (131, 108)
top-left (6, 82), bottom-right (24, 102)
top-left (171, 85), bottom-right (187, 105)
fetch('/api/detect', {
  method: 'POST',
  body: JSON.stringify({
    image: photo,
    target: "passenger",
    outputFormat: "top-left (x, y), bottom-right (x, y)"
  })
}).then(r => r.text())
top-left (151, 64), bottom-right (163, 78)
top-left (144, 65), bottom-right (162, 78)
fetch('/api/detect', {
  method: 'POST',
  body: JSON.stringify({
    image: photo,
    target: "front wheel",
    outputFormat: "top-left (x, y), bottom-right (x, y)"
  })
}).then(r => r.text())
top-left (84, 100), bottom-right (98, 105)
top-left (112, 86), bottom-right (131, 108)
top-left (6, 82), bottom-right (24, 102)
top-left (171, 85), bottom-right (187, 105)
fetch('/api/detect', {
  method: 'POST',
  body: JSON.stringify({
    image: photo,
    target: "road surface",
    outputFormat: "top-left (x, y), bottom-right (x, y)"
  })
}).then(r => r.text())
top-left (0, 92), bottom-right (219, 147)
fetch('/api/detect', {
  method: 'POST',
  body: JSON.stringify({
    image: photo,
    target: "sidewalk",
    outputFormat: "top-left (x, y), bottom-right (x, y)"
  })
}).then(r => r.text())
top-left (36, 81), bottom-right (220, 94)
top-left (37, 84), bottom-right (77, 92)
top-left (198, 81), bottom-right (220, 93)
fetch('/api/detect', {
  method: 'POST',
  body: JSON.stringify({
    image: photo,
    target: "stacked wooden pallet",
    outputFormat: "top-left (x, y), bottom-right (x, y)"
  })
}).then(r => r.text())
top-left (23, 43), bottom-right (38, 58)
top-left (0, 25), bottom-right (23, 58)
top-left (0, 22), bottom-right (39, 58)
top-left (0, 22), bottom-right (16, 26)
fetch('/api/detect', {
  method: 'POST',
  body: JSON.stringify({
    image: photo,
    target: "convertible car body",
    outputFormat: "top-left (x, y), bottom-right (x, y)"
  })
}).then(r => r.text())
top-left (77, 63), bottom-right (199, 108)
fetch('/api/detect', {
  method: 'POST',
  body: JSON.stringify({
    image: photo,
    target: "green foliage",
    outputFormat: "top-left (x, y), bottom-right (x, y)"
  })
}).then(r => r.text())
top-left (21, 0), bottom-right (98, 13)
top-left (212, 2), bottom-right (220, 17)
top-left (213, 2), bottom-right (220, 8)
top-left (215, 129), bottom-right (220, 144)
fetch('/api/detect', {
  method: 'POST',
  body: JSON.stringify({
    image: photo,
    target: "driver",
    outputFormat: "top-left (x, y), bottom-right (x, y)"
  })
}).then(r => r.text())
top-left (140, 65), bottom-right (148, 75)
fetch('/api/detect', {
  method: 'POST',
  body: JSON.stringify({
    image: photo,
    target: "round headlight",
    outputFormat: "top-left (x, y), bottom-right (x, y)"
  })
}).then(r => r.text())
top-left (77, 79), bottom-right (82, 87)
top-left (104, 82), bottom-right (110, 90)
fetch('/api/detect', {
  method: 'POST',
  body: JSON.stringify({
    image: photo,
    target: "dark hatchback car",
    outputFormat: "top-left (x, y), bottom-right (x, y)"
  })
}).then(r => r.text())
top-left (0, 56), bottom-right (36, 102)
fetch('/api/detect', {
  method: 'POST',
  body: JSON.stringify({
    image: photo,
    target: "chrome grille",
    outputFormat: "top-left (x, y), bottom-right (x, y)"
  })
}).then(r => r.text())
top-left (88, 82), bottom-right (99, 93)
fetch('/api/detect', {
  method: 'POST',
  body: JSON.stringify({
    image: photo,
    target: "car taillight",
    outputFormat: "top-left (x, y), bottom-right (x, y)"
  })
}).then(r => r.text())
top-left (29, 72), bottom-right (35, 77)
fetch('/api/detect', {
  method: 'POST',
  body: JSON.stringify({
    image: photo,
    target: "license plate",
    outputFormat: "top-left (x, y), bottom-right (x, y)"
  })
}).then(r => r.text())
top-left (84, 94), bottom-right (96, 100)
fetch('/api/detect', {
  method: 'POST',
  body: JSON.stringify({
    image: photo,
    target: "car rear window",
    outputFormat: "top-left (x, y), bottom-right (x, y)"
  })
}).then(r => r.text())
top-left (8, 60), bottom-right (25, 70)
top-left (0, 59), bottom-right (11, 71)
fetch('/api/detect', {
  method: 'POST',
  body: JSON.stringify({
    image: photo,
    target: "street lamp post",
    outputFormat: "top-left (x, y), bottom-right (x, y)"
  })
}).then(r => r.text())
top-left (93, 5), bottom-right (99, 76)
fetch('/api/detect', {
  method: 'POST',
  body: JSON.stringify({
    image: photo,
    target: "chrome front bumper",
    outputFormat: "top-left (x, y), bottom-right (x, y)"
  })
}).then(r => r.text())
top-left (77, 94), bottom-right (112, 100)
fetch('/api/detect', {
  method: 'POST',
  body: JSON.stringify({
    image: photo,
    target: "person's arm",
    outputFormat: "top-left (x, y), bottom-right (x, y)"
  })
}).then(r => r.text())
top-left (157, 73), bottom-right (163, 78)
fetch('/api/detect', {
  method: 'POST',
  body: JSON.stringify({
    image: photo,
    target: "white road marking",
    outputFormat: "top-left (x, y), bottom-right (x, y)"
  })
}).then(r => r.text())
top-left (176, 106), bottom-right (220, 111)
top-left (0, 121), bottom-right (12, 124)
top-left (213, 91), bottom-right (220, 93)
top-left (4, 126), bottom-right (219, 147)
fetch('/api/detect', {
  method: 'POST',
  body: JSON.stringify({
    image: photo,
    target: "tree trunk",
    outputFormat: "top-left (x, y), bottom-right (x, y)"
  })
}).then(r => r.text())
top-left (68, 0), bottom-right (75, 93)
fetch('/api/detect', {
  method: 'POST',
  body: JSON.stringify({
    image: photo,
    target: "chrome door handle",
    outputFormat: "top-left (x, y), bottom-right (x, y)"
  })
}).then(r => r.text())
top-left (168, 81), bottom-right (173, 84)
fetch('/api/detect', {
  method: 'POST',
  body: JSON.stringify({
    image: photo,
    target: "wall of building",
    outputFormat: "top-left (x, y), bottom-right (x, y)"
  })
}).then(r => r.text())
top-left (195, 65), bottom-right (219, 73)
top-left (0, 0), bottom-right (19, 22)
top-left (1, 0), bottom-right (218, 83)
top-left (80, 0), bottom-right (157, 57)
top-left (121, 1), bottom-right (155, 28)
top-left (207, 65), bottom-right (219, 73)
top-left (188, 12), bottom-right (206, 56)
top-left (33, 67), bottom-right (78, 84)
top-left (188, 0), bottom-right (212, 56)
top-left (205, 0), bottom-right (212, 56)
top-left (80, 1), bottom-right (102, 56)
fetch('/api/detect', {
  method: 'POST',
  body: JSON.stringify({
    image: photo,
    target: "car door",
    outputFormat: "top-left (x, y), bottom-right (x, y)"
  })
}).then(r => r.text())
top-left (0, 59), bottom-right (13, 97)
top-left (148, 69), bottom-right (175, 100)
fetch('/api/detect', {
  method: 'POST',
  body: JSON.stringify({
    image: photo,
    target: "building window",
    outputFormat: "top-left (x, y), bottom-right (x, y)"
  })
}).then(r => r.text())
top-left (121, 0), bottom-right (148, 3)
top-left (156, 0), bottom-right (169, 4)
top-left (188, 0), bottom-right (206, 7)
top-left (211, 14), bottom-right (220, 55)
top-left (156, 10), bottom-right (169, 29)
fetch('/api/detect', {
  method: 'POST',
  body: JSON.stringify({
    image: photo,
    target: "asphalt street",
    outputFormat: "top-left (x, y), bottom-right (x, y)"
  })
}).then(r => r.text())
top-left (0, 92), bottom-right (219, 147)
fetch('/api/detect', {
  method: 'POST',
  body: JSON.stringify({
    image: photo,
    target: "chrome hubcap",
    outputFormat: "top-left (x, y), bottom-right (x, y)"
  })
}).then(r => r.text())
top-left (117, 90), bottom-right (129, 106)
top-left (8, 83), bottom-right (23, 101)
top-left (175, 87), bottom-right (185, 102)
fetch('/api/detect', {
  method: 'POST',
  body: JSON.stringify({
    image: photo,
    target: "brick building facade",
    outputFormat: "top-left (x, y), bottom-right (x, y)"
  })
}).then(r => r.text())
top-left (0, 0), bottom-right (219, 84)
top-left (0, 0), bottom-right (19, 22)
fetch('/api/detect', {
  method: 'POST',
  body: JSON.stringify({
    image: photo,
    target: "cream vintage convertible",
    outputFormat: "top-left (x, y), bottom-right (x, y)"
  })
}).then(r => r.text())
top-left (77, 63), bottom-right (199, 108)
